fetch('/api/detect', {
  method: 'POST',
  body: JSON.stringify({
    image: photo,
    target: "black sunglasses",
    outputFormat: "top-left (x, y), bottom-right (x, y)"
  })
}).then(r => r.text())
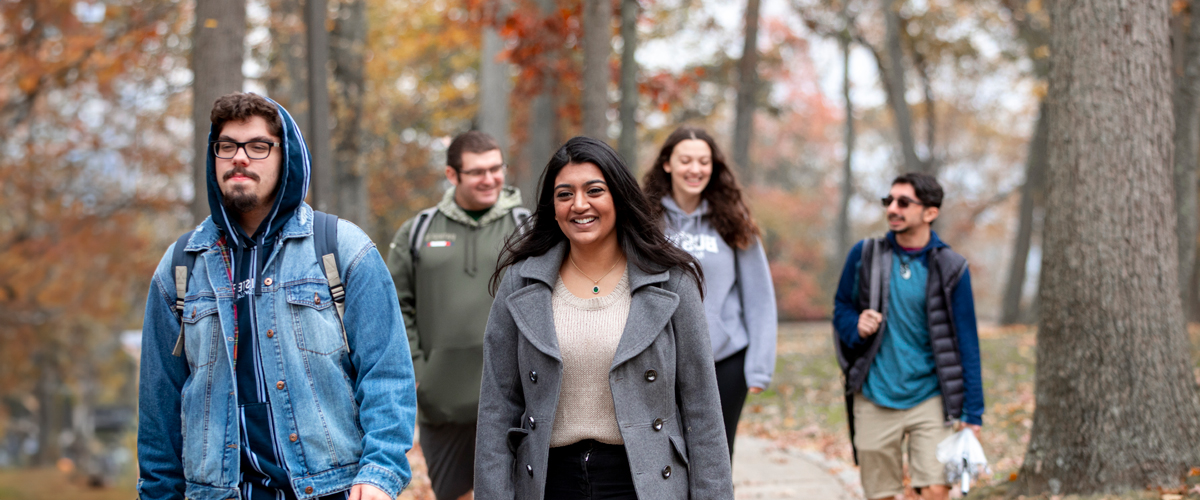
top-left (881, 195), bottom-right (923, 209)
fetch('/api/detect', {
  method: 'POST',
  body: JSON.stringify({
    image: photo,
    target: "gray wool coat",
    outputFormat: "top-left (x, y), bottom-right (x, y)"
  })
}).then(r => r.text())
top-left (474, 242), bottom-right (734, 500)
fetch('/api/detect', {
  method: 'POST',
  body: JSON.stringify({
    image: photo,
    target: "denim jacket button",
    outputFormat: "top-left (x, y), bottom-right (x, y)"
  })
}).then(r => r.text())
top-left (314, 293), bottom-right (321, 304)
top-left (276, 381), bottom-right (285, 390)
top-left (304, 486), bottom-right (313, 494)
top-left (267, 329), bottom-right (275, 338)
top-left (264, 277), bottom-right (273, 287)
top-left (289, 433), bottom-right (298, 442)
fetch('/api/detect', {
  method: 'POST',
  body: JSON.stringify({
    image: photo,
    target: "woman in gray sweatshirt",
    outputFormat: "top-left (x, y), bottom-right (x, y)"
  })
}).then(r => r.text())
top-left (643, 126), bottom-right (778, 457)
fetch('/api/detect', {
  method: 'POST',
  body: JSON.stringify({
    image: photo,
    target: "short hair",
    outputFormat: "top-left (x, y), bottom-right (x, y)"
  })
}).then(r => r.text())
top-left (892, 172), bottom-right (944, 208)
top-left (446, 131), bottom-right (500, 172)
top-left (210, 92), bottom-right (283, 140)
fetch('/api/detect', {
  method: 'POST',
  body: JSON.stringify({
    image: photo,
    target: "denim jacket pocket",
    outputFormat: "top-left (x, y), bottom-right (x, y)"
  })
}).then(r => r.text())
top-left (285, 280), bottom-right (346, 355)
top-left (181, 295), bottom-right (220, 368)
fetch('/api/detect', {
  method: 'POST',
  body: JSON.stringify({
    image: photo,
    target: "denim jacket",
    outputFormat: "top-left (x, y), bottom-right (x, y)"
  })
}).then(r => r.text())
top-left (137, 205), bottom-right (416, 500)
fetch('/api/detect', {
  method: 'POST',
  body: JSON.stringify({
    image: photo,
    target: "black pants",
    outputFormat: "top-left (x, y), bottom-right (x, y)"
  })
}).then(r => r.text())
top-left (714, 347), bottom-right (749, 458)
top-left (419, 422), bottom-right (476, 500)
top-left (544, 440), bottom-right (638, 500)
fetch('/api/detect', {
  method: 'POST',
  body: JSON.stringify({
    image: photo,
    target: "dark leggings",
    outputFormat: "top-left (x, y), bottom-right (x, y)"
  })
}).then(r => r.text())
top-left (544, 440), bottom-right (638, 500)
top-left (714, 347), bottom-right (750, 458)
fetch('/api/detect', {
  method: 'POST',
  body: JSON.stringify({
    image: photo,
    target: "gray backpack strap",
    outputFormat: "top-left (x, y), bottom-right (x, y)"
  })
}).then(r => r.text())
top-left (408, 207), bottom-right (439, 262)
top-left (170, 231), bottom-right (197, 358)
top-left (511, 207), bottom-right (532, 234)
top-left (313, 211), bottom-right (349, 353)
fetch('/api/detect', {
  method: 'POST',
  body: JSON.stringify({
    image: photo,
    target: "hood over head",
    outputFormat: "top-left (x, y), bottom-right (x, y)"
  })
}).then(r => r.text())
top-left (206, 94), bottom-right (311, 248)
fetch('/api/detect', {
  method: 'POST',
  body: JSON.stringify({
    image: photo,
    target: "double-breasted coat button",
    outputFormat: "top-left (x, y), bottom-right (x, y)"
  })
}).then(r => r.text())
top-left (662, 466), bottom-right (672, 478)
top-left (530, 371), bottom-right (538, 383)
top-left (276, 381), bottom-right (285, 390)
top-left (526, 464), bottom-right (534, 476)
top-left (304, 487), bottom-right (313, 494)
top-left (644, 369), bottom-right (657, 382)
top-left (652, 418), bottom-right (663, 431)
top-left (528, 416), bottom-right (536, 429)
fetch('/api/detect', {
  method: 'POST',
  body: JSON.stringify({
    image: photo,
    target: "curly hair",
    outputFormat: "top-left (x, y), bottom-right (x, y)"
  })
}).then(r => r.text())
top-left (642, 126), bottom-right (760, 249)
top-left (210, 92), bottom-right (283, 139)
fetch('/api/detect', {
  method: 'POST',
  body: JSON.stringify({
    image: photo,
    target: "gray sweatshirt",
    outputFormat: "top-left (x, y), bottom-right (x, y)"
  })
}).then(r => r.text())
top-left (660, 196), bottom-right (778, 389)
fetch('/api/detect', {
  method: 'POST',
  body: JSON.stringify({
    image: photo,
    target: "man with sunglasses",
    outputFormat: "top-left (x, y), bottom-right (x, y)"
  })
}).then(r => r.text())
top-left (385, 130), bottom-right (526, 500)
top-left (832, 173), bottom-right (983, 500)
top-left (137, 92), bottom-right (416, 500)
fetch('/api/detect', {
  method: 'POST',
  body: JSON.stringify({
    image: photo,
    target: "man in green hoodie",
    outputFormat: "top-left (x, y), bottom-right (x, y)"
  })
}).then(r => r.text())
top-left (386, 131), bottom-right (526, 500)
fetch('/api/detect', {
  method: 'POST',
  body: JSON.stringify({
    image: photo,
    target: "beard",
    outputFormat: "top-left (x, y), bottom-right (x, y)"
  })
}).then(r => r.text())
top-left (223, 186), bottom-right (263, 214)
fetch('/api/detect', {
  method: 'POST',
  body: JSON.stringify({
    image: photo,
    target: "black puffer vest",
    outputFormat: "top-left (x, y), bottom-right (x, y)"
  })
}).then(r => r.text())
top-left (833, 237), bottom-right (968, 462)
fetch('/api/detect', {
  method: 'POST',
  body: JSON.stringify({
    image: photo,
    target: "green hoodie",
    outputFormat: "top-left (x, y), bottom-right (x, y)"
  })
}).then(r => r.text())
top-left (385, 186), bottom-right (524, 424)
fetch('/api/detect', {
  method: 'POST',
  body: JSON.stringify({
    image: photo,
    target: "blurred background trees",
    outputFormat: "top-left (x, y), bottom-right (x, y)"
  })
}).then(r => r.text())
top-left (4, 0), bottom-right (1200, 496)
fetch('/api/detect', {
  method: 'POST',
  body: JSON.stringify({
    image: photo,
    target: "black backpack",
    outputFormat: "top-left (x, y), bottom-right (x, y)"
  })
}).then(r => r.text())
top-left (168, 211), bottom-right (346, 358)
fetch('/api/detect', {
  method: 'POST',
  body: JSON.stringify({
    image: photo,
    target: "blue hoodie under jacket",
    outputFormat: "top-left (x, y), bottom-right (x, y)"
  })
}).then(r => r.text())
top-left (137, 96), bottom-right (416, 500)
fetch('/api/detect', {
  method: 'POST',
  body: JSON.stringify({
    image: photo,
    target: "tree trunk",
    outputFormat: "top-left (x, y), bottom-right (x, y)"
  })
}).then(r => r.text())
top-left (330, 0), bottom-right (367, 227)
top-left (520, 0), bottom-right (559, 202)
top-left (1014, 1), bottom-right (1200, 495)
top-left (306, 0), bottom-right (333, 212)
top-left (1000, 99), bottom-right (1048, 325)
top-left (479, 1), bottom-right (512, 162)
top-left (879, 0), bottom-right (922, 175)
top-left (834, 21), bottom-right (855, 262)
top-left (732, 0), bottom-right (760, 181)
top-left (191, 0), bottom-right (246, 223)
top-left (1173, 10), bottom-right (1200, 318)
top-left (581, 0), bottom-right (612, 140)
top-left (913, 48), bottom-right (936, 174)
top-left (265, 0), bottom-right (308, 135)
top-left (617, 0), bottom-right (639, 168)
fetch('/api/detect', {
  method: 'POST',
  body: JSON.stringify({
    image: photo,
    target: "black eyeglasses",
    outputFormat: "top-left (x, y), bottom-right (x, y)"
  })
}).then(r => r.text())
top-left (211, 140), bottom-right (280, 160)
top-left (881, 195), bottom-right (923, 209)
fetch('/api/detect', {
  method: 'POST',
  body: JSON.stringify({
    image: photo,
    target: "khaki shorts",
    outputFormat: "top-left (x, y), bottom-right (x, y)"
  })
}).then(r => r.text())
top-left (853, 393), bottom-right (954, 499)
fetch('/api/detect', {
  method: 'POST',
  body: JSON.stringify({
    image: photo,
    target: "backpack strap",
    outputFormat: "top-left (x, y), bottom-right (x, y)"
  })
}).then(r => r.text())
top-left (170, 231), bottom-right (197, 358)
top-left (408, 207), bottom-right (439, 262)
top-left (868, 238), bottom-right (887, 313)
top-left (511, 207), bottom-right (532, 234)
top-left (313, 211), bottom-right (349, 353)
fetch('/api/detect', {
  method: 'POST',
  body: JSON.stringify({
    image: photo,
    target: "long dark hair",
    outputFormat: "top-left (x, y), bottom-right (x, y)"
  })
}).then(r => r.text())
top-left (491, 136), bottom-right (703, 295)
top-left (642, 126), bottom-right (761, 249)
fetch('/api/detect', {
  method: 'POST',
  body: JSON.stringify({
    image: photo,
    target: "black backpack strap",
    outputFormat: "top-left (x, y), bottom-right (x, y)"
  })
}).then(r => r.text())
top-left (408, 207), bottom-right (439, 262)
top-left (170, 231), bottom-right (197, 357)
top-left (313, 211), bottom-right (349, 353)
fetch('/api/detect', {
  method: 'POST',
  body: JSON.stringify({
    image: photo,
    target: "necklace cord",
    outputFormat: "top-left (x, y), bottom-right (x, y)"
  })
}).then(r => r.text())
top-left (569, 255), bottom-right (621, 285)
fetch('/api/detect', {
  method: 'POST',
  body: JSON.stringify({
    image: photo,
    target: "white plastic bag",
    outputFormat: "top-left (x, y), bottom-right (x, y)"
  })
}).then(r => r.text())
top-left (936, 428), bottom-right (989, 494)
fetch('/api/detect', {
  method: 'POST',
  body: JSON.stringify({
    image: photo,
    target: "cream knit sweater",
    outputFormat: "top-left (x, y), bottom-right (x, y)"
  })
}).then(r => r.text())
top-left (549, 270), bottom-right (631, 447)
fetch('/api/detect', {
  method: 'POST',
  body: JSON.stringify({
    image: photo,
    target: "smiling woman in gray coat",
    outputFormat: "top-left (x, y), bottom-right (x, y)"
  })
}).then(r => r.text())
top-left (476, 137), bottom-right (734, 500)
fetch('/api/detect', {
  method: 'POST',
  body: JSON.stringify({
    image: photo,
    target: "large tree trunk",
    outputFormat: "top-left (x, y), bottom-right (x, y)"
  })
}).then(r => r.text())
top-left (265, 0), bottom-right (308, 135)
top-left (191, 0), bottom-right (246, 223)
top-left (1173, 9), bottom-right (1200, 318)
top-left (1000, 99), bottom-right (1048, 325)
top-left (1014, 1), bottom-right (1200, 495)
top-left (306, 0), bottom-right (333, 212)
top-left (732, 0), bottom-right (760, 181)
top-left (520, 0), bottom-right (559, 201)
top-left (879, 0), bottom-right (922, 175)
top-left (834, 20), bottom-right (854, 262)
top-left (581, 0), bottom-right (611, 140)
top-left (617, 0), bottom-right (638, 167)
top-left (479, 1), bottom-right (512, 163)
top-left (330, 0), bottom-right (367, 227)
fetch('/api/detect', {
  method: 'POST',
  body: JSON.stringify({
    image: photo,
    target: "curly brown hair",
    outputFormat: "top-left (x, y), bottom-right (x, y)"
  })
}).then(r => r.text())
top-left (642, 126), bottom-right (760, 250)
top-left (210, 92), bottom-right (282, 139)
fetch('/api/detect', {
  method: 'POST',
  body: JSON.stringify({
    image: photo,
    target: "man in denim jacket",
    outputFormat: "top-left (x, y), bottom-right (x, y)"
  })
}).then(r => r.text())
top-left (137, 92), bottom-right (416, 500)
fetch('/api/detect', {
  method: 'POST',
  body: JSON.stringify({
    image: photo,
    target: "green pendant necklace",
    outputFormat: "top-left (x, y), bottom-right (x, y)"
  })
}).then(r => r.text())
top-left (569, 255), bottom-right (621, 294)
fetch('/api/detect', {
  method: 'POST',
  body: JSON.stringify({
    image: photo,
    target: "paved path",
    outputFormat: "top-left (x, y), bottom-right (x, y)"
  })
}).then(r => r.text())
top-left (732, 436), bottom-right (863, 500)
